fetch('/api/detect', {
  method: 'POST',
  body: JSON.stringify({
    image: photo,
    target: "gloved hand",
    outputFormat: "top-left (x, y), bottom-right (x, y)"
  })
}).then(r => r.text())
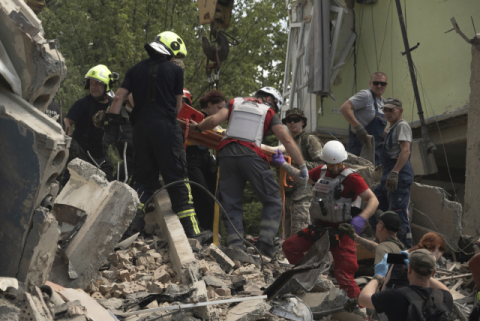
top-left (102, 113), bottom-right (126, 153)
top-left (344, 298), bottom-right (358, 313)
top-left (298, 164), bottom-right (309, 188)
top-left (271, 149), bottom-right (286, 166)
top-left (386, 170), bottom-right (399, 192)
top-left (339, 223), bottom-right (357, 241)
top-left (350, 215), bottom-right (367, 235)
top-left (400, 250), bottom-right (410, 269)
top-left (353, 124), bottom-right (368, 145)
top-left (374, 253), bottom-right (390, 277)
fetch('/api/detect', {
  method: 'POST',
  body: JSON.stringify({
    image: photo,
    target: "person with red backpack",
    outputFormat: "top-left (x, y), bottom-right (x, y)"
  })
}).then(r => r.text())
top-left (359, 249), bottom-right (453, 321)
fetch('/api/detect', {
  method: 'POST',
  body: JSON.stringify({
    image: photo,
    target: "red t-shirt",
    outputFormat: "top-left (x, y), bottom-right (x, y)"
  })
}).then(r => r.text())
top-left (217, 98), bottom-right (276, 164)
top-left (308, 165), bottom-right (369, 201)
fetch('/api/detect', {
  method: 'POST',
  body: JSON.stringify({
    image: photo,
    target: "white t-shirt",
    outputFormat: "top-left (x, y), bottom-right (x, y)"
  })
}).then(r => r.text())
top-left (349, 89), bottom-right (385, 128)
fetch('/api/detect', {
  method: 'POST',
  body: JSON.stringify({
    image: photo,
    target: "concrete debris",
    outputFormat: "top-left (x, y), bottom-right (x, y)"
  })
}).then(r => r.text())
top-left (225, 299), bottom-right (271, 321)
top-left (0, 0), bottom-right (66, 111)
top-left (207, 244), bottom-right (235, 272)
top-left (410, 182), bottom-right (463, 251)
top-left (50, 159), bottom-right (139, 289)
top-left (0, 277), bottom-right (19, 291)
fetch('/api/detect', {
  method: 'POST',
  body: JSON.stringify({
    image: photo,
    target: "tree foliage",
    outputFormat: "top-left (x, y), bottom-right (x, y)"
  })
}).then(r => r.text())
top-left (41, 0), bottom-right (288, 113)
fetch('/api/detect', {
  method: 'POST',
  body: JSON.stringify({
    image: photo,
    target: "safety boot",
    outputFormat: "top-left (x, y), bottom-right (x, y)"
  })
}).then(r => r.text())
top-left (255, 240), bottom-right (276, 259)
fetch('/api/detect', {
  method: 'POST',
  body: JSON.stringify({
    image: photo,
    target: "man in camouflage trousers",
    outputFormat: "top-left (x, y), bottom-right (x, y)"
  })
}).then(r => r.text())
top-left (282, 109), bottom-right (323, 238)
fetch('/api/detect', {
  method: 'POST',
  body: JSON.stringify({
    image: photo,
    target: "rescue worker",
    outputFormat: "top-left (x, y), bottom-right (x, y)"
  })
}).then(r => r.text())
top-left (340, 210), bottom-right (407, 264)
top-left (340, 72), bottom-right (388, 165)
top-left (183, 88), bottom-right (192, 105)
top-left (274, 141), bottom-right (379, 298)
top-left (359, 249), bottom-right (453, 320)
top-left (281, 108), bottom-right (323, 238)
top-left (188, 87), bottom-right (308, 258)
top-left (105, 31), bottom-right (203, 239)
top-left (186, 90), bottom-right (226, 231)
top-left (64, 64), bottom-right (116, 181)
top-left (370, 98), bottom-right (414, 248)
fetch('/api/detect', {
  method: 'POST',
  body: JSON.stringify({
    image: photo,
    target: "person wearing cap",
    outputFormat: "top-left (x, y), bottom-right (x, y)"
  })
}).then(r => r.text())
top-left (64, 64), bottom-right (117, 181)
top-left (274, 141), bottom-right (379, 299)
top-left (188, 87), bottom-right (308, 258)
top-left (340, 72), bottom-right (388, 166)
top-left (370, 98), bottom-right (414, 249)
top-left (281, 108), bottom-right (323, 238)
top-left (106, 31), bottom-right (205, 240)
top-left (186, 90), bottom-right (227, 231)
top-left (340, 210), bottom-right (407, 264)
top-left (359, 249), bottom-right (453, 321)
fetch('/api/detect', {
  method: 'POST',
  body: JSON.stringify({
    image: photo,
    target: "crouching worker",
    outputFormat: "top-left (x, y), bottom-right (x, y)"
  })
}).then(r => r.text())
top-left (273, 141), bottom-right (379, 298)
top-left (359, 249), bottom-right (453, 320)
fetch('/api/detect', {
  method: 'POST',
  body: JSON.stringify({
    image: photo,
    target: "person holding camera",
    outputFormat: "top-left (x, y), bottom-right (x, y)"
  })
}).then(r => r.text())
top-left (359, 249), bottom-right (453, 321)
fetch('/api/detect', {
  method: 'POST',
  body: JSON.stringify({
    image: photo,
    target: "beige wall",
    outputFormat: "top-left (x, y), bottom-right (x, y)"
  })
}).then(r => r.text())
top-left (317, 0), bottom-right (477, 134)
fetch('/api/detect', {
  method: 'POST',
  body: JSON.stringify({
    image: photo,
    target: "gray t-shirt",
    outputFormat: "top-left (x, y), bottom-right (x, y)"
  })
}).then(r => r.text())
top-left (349, 89), bottom-right (385, 128)
top-left (385, 119), bottom-right (412, 159)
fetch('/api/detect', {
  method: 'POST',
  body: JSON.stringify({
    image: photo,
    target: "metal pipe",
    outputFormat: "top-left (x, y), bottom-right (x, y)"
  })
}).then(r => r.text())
top-left (394, 0), bottom-right (435, 153)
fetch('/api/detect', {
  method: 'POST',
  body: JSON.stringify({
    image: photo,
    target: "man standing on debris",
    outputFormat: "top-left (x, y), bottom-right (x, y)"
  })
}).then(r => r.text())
top-left (359, 249), bottom-right (453, 320)
top-left (340, 72), bottom-right (388, 165)
top-left (340, 210), bottom-right (407, 264)
top-left (281, 108), bottom-right (323, 238)
top-left (275, 141), bottom-right (379, 298)
top-left (186, 90), bottom-right (226, 231)
top-left (188, 87), bottom-right (308, 258)
top-left (370, 98), bottom-right (414, 248)
top-left (64, 64), bottom-right (116, 181)
top-left (105, 31), bottom-right (203, 239)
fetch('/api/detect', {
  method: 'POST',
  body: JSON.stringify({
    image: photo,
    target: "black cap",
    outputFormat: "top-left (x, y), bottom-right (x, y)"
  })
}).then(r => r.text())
top-left (375, 210), bottom-right (400, 232)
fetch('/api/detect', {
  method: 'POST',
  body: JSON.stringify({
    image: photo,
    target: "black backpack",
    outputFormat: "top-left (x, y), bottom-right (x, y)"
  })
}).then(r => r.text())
top-left (398, 287), bottom-right (453, 321)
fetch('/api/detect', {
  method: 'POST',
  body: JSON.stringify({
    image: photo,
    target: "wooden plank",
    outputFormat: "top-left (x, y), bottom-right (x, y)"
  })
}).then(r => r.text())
top-left (58, 288), bottom-right (115, 321)
top-left (437, 273), bottom-right (472, 282)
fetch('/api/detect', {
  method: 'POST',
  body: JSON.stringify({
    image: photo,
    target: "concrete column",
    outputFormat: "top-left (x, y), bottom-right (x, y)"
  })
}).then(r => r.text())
top-left (463, 35), bottom-right (480, 237)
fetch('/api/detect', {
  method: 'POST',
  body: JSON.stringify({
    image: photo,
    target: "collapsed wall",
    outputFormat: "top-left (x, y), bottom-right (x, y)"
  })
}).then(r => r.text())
top-left (0, 0), bottom-right (68, 286)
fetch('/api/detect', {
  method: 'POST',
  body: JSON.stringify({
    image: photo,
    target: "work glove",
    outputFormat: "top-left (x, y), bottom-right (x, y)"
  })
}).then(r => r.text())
top-left (339, 223), bottom-right (357, 241)
top-left (374, 253), bottom-right (390, 277)
top-left (344, 298), bottom-right (358, 313)
top-left (102, 113), bottom-right (125, 153)
top-left (271, 149), bottom-right (286, 166)
top-left (350, 215), bottom-right (367, 235)
top-left (353, 124), bottom-right (368, 145)
top-left (298, 164), bottom-right (309, 188)
top-left (400, 251), bottom-right (410, 269)
top-left (386, 170), bottom-right (399, 192)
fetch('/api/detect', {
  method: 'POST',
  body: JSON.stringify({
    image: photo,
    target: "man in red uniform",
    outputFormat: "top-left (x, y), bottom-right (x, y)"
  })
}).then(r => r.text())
top-left (189, 87), bottom-right (307, 257)
top-left (272, 140), bottom-right (379, 298)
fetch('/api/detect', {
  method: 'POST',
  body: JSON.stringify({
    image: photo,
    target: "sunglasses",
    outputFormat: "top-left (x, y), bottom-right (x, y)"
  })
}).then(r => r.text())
top-left (373, 81), bottom-right (387, 87)
top-left (285, 117), bottom-right (302, 123)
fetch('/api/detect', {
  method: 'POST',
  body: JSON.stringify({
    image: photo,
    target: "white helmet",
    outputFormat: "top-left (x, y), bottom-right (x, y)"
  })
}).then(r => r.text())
top-left (256, 86), bottom-right (283, 112)
top-left (320, 141), bottom-right (348, 164)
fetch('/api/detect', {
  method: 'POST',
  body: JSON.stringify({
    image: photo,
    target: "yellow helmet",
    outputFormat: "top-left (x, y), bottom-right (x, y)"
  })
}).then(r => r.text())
top-left (145, 31), bottom-right (187, 59)
top-left (85, 64), bottom-right (116, 91)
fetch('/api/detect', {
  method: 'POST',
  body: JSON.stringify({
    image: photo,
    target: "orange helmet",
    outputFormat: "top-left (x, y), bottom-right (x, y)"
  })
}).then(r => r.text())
top-left (183, 88), bottom-right (192, 105)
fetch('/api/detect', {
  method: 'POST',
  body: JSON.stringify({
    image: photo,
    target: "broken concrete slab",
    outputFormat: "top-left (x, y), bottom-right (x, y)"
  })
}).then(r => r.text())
top-left (203, 275), bottom-right (227, 289)
top-left (223, 247), bottom-right (261, 266)
top-left (225, 299), bottom-right (270, 321)
top-left (0, 0), bottom-right (66, 111)
top-left (410, 182), bottom-right (462, 251)
top-left (298, 287), bottom-right (348, 312)
top-left (0, 86), bottom-right (69, 279)
top-left (0, 277), bottom-right (18, 291)
top-left (17, 207), bottom-right (60, 291)
top-left (153, 190), bottom-right (199, 284)
top-left (207, 244), bottom-right (235, 272)
top-left (345, 152), bottom-right (376, 188)
top-left (192, 280), bottom-right (215, 320)
top-left (51, 159), bottom-right (139, 288)
top-left (58, 288), bottom-right (116, 321)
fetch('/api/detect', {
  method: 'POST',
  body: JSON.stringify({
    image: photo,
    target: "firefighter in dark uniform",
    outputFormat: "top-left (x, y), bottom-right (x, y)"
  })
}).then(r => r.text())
top-left (104, 31), bottom-right (202, 238)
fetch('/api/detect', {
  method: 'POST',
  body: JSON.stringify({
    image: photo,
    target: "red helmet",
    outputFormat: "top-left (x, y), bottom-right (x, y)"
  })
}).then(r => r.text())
top-left (183, 88), bottom-right (192, 105)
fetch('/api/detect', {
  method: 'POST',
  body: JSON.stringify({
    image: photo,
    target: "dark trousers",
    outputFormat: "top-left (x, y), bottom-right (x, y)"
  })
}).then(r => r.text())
top-left (187, 148), bottom-right (217, 231)
top-left (217, 152), bottom-right (282, 247)
top-left (132, 119), bottom-right (194, 215)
